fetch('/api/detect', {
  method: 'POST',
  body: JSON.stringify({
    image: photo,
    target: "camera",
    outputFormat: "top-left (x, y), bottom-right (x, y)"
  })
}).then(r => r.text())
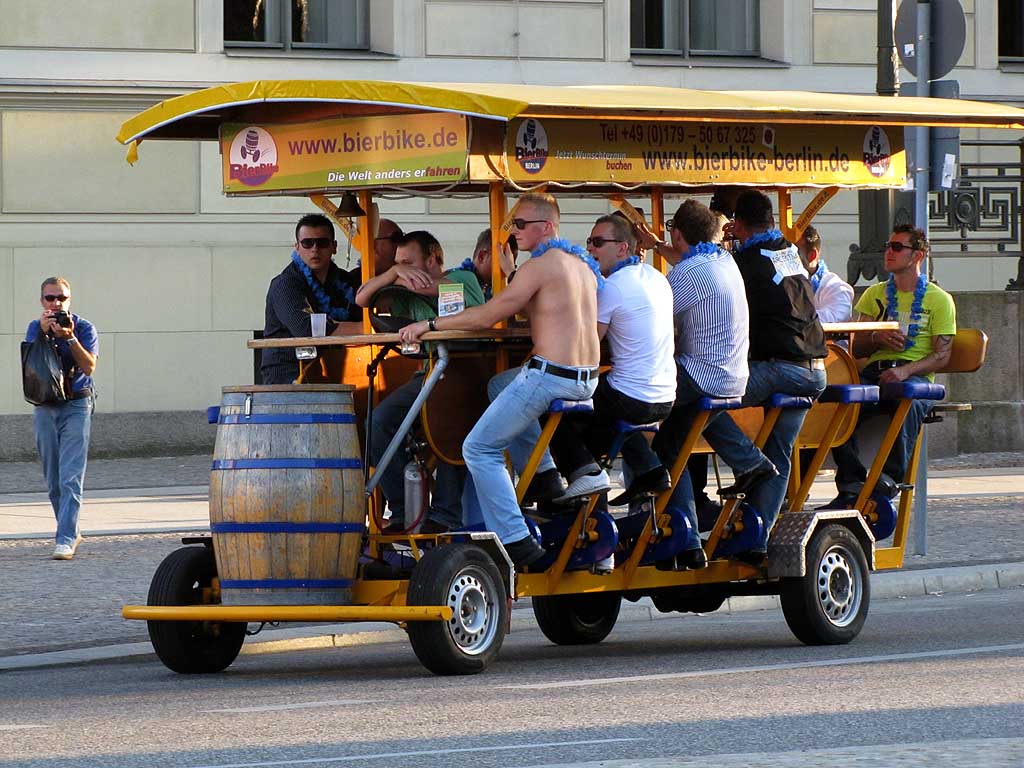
top-left (53, 310), bottom-right (72, 328)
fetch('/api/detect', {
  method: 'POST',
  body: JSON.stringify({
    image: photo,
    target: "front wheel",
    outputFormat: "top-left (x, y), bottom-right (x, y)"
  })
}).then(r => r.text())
top-left (532, 591), bottom-right (622, 645)
top-left (780, 524), bottom-right (870, 645)
top-left (406, 544), bottom-right (508, 675)
top-left (146, 546), bottom-right (246, 673)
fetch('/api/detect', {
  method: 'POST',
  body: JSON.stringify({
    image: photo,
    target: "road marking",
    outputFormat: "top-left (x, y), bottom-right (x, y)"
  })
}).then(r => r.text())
top-left (202, 699), bottom-right (379, 714)
top-left (0, 724), bottom-right (48, 731)
top-left (190, 737), bottom-right (644, 767)
top-left (500, 642), bottom-right (1024, 690)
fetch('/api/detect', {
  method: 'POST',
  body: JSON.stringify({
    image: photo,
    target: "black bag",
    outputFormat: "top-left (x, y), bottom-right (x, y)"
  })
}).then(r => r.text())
top-left (21, 334), bottom-right (68, 406)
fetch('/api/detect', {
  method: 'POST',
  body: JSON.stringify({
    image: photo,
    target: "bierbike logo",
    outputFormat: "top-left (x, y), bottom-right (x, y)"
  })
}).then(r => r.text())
top-left (515, 119), bottom-right (549, 174)
top-left (863, 126), bottom-right (892, 178)
top-left (229, 126), bottom-right (280, 187)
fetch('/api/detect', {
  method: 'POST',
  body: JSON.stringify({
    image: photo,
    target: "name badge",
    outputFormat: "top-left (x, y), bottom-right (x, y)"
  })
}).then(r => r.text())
top-left (761, 245), bottom-right (804, 284)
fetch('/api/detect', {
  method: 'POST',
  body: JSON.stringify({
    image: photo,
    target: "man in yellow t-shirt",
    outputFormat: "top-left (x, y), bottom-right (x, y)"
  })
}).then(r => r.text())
top-left (822, 225), bottom-right (956, 508)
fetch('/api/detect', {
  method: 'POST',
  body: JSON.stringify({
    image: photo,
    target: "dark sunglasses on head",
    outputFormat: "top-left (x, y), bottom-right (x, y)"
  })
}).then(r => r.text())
top-left (511, 218), bottom-right (548, 230)
top-left (43, 294), bottom-right (69, 302)
top-left (884, 241), bottom-right (918, 253)
top-left (586, 236), bottom-right (624, 248)
top-left (299, 237), bottom-right (334, 249)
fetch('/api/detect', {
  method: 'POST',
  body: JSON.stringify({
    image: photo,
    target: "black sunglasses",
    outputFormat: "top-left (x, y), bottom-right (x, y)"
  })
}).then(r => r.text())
top-left (884, 240), bottom-right (918, 253)
top-left (511, 218), bottom-right (549, 230)
top-left (43, 294), bottom-right (69, 302)
top-left (299, 237), bottom-right (334, 249)
top-left (664, 218), bottom-right (678, 232)
top-left (586, 236), bottom-right (624, 248)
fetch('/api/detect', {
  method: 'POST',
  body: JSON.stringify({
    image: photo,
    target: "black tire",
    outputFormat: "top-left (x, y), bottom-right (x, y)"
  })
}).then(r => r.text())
top-left (780, 524), bottom-right (870, 645)
top-left (532, 591), bottom-right (622, 645)
top-left (406, 544), bottom-right (508, 675)
top-left (146, 546), bottom-right (246, 674)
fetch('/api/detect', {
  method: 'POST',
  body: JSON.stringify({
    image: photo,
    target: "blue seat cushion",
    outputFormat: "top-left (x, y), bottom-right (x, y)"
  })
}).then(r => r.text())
top-left (767, 394), bottom-right (815, 409)
top-left (698, 396), bottom-right (744, 411)
top-left (613, 420), bottom-right (660, 435)
top-left (879, 382), bottom-right (946, 401)
top-left (819, 385), bottom-right (880, 404)
top-left (548, 398), bottom-right (594, 414)
top-left (207, 406), bottom-right (221, 424)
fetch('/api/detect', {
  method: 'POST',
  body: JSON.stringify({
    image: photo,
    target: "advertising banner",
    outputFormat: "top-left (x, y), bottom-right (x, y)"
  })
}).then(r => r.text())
top-left (221, 112), bottom-right (468, 194)
top-left (506, 118), bottom-right (905, 187)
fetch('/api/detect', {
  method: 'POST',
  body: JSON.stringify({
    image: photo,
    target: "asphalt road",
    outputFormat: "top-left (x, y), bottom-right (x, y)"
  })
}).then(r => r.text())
top-left (2, 589), bottom-right (1022, 768)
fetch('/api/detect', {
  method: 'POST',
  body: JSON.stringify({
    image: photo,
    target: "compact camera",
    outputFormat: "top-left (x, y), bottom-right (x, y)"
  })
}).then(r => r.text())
top-left (52, 310), bottom-right (72, 328)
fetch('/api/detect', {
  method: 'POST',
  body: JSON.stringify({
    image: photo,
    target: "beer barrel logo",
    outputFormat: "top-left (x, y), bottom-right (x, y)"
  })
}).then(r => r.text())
top-left (863, 126), bottom-right (892, 178)
top-left (228, 126), bottom-right (280, 187)
top-left (515, 118), bottom-right (549, 174)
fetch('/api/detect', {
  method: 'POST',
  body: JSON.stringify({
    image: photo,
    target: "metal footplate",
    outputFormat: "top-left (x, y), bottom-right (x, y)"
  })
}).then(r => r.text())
top-left (767, 510), bottom-right (876, 579)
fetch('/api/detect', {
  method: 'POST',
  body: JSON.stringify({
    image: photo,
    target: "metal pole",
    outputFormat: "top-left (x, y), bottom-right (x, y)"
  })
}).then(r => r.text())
top-left (910, 0), bottom-right (931, 556)
top-left (877, 0), bottom-right (899, 97)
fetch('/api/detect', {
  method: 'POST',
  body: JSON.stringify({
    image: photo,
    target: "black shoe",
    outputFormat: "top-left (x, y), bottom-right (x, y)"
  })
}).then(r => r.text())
top-left (505, 536), bottom-right (546, 569)
top-left (608, 466), bottom-right (671, 506)
top-left (718, 462), bottom-right (778, 499)
top-left (521, 468), bottom-right (566, 505)
top-left (817, 492), bottom-right (859, 510)
top-left (381, 521), bottom-right (406, 534)
top-left (734, 549), bottom-right (766, 568)
top-left (695, 497), bottom-right (723, 532)
top-left (419, 519), bottom-right (450, 534)
top-left (678, 547), bottom-right (708, 570)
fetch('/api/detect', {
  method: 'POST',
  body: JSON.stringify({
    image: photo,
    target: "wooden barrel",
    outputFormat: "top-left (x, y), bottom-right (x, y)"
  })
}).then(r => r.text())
top-left (209, 385), bottom-right (364, 605)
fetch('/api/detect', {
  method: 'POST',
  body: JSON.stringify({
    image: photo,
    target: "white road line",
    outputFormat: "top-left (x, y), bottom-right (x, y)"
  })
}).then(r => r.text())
top-left (202, 699), bottom-right (379, 714)
top-left (190, 737), bottom-right (644, 768)
top-left (500, 642), bottom-right (1024, 690)
top-left (0, 724), bottom-right (48, 731)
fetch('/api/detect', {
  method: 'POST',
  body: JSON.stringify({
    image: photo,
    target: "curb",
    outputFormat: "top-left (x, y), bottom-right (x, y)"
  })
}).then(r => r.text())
top-left (3, 561), bottom-right (1022, 672)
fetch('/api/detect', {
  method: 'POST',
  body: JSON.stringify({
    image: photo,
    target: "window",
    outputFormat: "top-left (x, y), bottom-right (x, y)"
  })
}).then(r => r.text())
top-left (631, 0), bottom-right (759, 57)
top-left (1000, 0), bottom-right (1024, 61)
top-left (224, 0), bottom-right (369, 51)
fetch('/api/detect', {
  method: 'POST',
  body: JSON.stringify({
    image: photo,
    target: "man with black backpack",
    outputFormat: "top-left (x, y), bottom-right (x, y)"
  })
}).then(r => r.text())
top-left (24, 277), bottom-right (98, 560)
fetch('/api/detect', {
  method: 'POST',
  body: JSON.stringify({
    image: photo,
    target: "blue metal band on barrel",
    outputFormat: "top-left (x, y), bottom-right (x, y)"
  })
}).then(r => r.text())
top-left (218, 414), bottom-right (357, 424)
top-left (211, 522), bottom-right (363, 534)
top-left (210, 458), bottom-right (362, 470)
top-left (219, 578), bottom-right (355, 589)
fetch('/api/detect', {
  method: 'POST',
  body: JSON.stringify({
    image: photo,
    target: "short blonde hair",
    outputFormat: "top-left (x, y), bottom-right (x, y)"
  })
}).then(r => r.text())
top-left (518, 192), bottom-right (560, 225)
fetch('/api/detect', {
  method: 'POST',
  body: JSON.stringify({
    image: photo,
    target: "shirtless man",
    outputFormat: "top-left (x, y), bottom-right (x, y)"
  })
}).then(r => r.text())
top-left (400, 192), bottom-right (601, 567)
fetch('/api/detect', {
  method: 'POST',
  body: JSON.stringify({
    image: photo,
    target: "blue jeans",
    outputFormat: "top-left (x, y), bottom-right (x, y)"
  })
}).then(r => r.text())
top-left (703, 360), bottom-right (827, 547)
top-left (34, 396), bottom-right (94, 546)
top-left (368, 372), bottom-right (464, 528)
top-left (463, 362), bottom-right (596, 544)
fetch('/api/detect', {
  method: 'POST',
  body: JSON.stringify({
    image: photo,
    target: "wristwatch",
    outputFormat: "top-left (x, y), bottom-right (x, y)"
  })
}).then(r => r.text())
top-left (427, 318), bottom-right (437, 332)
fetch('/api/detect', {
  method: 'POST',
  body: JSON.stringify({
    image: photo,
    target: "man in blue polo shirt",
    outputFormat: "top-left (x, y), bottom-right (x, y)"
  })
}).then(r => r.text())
top-left (25, 277), bottom-right (99, 560)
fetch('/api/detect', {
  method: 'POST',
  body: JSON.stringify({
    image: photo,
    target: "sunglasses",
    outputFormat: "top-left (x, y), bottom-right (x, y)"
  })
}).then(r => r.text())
top-left (664, 219), bottom-right (678, 232)
top-left (884, 241), bottom-right (918, 253)
top-left (43, 294), bottom-right (69, 302)
top-left (511, 218), bottom-right (549, 230)
top-left (299, 237), bottom-right (334, 249)
top-left (586, 236), bottom-right (624, 248)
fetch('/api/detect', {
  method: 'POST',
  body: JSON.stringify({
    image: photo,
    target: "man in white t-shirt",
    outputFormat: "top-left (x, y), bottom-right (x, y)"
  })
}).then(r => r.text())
top-left (797, 225), bottom-right (853, 324)
top-left (548, 214), bottom-right (677, 501)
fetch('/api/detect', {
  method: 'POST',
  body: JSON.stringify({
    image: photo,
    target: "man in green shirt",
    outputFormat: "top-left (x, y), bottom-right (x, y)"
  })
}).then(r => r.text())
top-left (355, 230), bottom-right (484, 533)
top-left (823, 225), bottom-right (955, 508)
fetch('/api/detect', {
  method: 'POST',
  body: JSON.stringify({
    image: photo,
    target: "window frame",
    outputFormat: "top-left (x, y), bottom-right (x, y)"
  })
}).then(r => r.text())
top-left (223, 0), bottom-right (369, 52)
top-left (630, 0), bottom-right (760, 59)
top-left (998, 0), bottom-right (1024, 63)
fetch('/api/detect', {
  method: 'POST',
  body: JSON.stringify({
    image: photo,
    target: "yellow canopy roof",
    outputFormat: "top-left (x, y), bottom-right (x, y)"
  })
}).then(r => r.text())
top-left (117, 79), bottom-right (1024, 145)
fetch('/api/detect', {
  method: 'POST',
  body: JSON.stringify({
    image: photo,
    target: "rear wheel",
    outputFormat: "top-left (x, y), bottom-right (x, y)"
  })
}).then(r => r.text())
top-left (532, 591), bottom-right (622, 645)
top-left (146, 546), bottom-right (246, 673)
top-left (780, 524), bottom-right (870, 645)
top-left (406, 544), bottom-right (508, 675)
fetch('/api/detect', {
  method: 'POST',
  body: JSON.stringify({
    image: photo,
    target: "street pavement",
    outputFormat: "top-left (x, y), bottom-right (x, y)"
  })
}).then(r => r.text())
top-left (0, 453), bottom-right (1021, 670)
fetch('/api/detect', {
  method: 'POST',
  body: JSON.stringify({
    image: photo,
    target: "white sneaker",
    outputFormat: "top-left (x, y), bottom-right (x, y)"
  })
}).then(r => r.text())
top-left (553, 470), bottom-right (611, 503)
top-left (52, 544), bottom-right (74, 560)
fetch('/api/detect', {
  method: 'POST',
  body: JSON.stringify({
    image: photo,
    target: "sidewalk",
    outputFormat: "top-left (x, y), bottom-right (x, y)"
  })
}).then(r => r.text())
top-left (1, 453), bottom-right (1021, 669)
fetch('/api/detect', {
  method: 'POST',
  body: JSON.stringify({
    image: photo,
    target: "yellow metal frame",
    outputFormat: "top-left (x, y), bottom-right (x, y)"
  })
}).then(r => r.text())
top-left (123, 604), bottom-right (452, 623)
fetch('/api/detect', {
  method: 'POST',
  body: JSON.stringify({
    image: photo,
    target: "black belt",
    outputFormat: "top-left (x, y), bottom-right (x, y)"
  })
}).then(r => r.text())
top-left (70, 388), bottom-right (93, 400)
top-left (862, 359), bottom-right (902, 375)
top-left (527, 358), bottom-right (599, 382)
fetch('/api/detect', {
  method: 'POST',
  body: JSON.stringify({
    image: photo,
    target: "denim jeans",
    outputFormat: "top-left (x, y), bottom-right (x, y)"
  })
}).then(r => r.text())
top-left (368, 371), bottom-right (464, 528)
top-left (34, 396), bottom-right (93, 546)
top-left (703, 360), bottom-right (827, 547)
top-left (463, 362), bottom-right (596, 544)
top-left (832, 369), bottom-right (931, 495)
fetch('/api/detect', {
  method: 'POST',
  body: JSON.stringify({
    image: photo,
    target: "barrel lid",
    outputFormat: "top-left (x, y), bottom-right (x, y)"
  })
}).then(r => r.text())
top-left (222, 384), bottom-right (356, 393)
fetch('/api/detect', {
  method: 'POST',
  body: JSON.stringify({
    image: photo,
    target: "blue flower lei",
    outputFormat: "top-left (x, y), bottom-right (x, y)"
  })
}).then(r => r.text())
top-left (737, 229), bottom-right (784, 253)
top-left (530, 238), bottom-right (605, 290)
top-left (607, 254), bottom-right (640, 277)
top-left (809, 259), bottom-right (828, 294)
top-left (290, 250), bottom-right (355, 321)
top-left (681, 241), bottom-right (722, 261)
top-left (453, 257), bottom-right (476, 273)
top-left (885, 273), bottom-right (928, 350)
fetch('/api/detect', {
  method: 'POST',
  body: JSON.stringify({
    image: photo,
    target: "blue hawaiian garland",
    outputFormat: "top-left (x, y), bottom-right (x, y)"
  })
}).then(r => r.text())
top-left (530, 238), bottom-right (605, 289)
top-left (607, 254), bottom-right (640, 277)
top-left (453, 257), bottom-right (476, 273)
top-left (737, 229), bottom-right (784, 253)
top-left (681, 241), bottom-right (722, 261)
top-left (290, 251), bottom-right (355, 321)
top-left (809, 259), bottom-right (828, 294)
top-left (885, 273), bottom-right (928, 350)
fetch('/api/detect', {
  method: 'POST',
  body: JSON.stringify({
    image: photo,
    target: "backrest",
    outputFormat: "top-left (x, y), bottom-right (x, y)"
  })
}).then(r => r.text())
top-left (937, 328), bottom-right (988, 374)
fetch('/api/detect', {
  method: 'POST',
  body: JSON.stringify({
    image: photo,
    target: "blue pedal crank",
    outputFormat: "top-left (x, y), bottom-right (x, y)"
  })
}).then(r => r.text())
top-left (532, 508), bottom-right (619, 571)
top-left (712, 502), bottom-right (766, 558)
top-left (613, 505), bottom-right (692, 567)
